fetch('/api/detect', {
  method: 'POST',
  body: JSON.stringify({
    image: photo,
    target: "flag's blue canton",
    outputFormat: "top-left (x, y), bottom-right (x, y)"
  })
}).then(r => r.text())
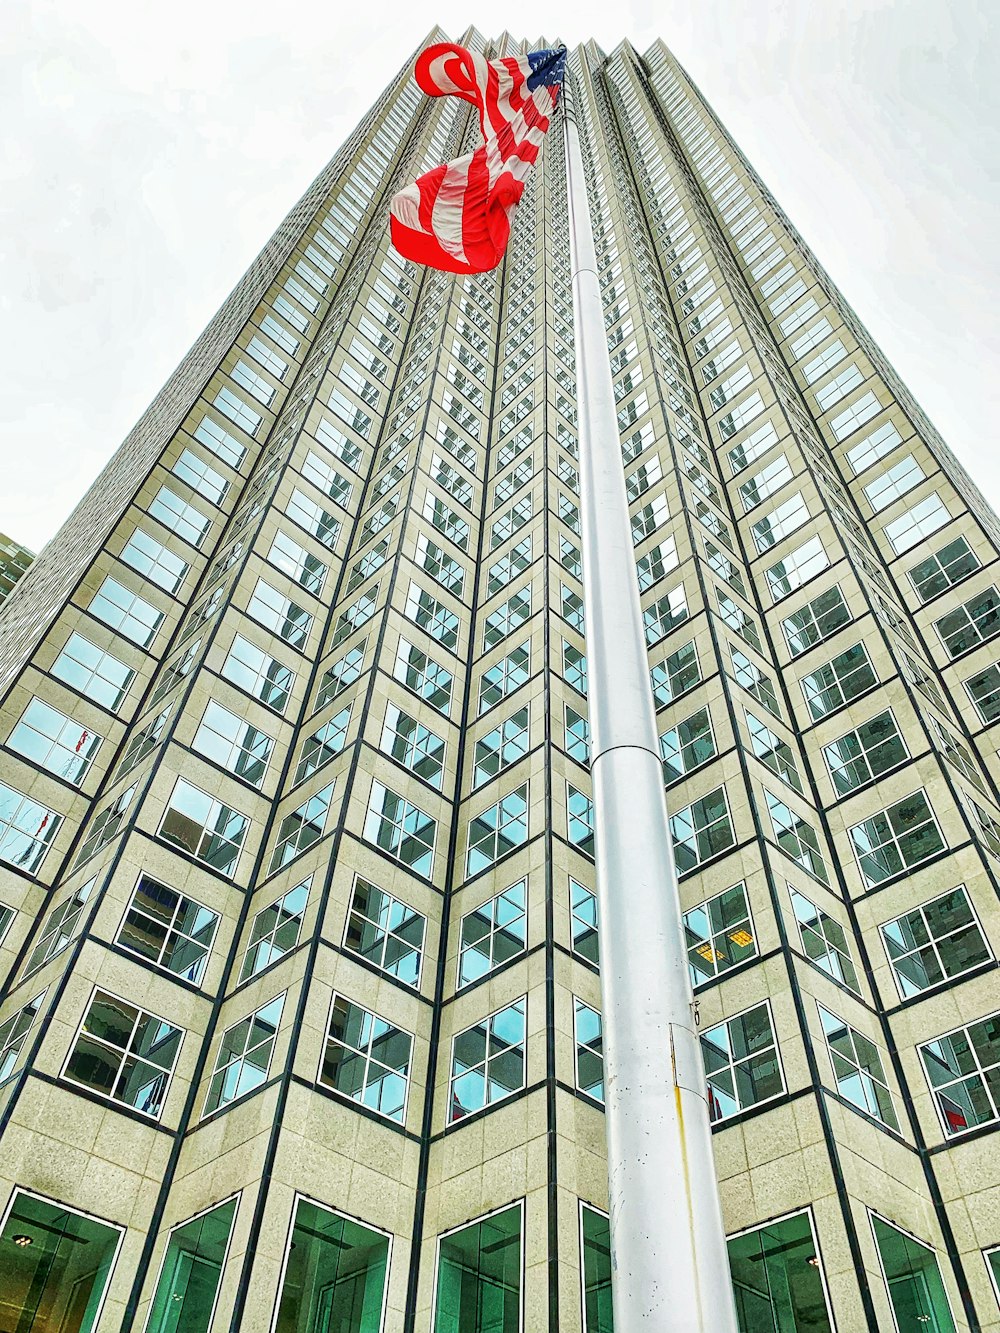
top-left (526, 47), bottom-right (566, 91)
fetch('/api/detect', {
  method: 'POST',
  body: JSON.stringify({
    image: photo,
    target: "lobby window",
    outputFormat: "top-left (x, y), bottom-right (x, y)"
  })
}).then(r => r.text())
top-left (849, 790), bottom-right (944, 887)
top-left (0, 1192), bottom-right (124, 1333)
top-left (659, 706), bottom-right (716, 784)
top-left (7, 698), bottom-right (101, 785)
top-left (117, 876), bottom-right (219, 985)
top-left (159, 778), bottom-right (248, 878)
top-left (671, 786), bottom-right (736, 874)
top-left (395, 636), bottom-right (453, 715)
top-left (459, 880), bottom-right (527, 988)
top-left (449, 999), bottom-right (525, 1123)
top-left (52, 632), bottom-right (134, 711)
top-left (0, 991), bottom-right (46, 1081)
top-left (935, 586), bottom-right (1000, 659)
top-left (273, 1198), bottom-right (389, 1333)
top-left (364, 781), bottom-right (435, 877)
top-left (702, 1001), bottom-right (784, 1122)
top-left (269, 784), bottom-right (334, 873)
top-left (575, 999), bottom-right (604, 1103)
top-left (919, 1012), bottom-right (1000, 1137)
top-left (63, 989), bottom-right (183, 1119)
top-left (467, 785), bottom-right (529, 876)
top-left (822, 709), bottom-right (907, 796)
top-left (145, 1196), bottom-right (238, 1333)
top-left (90, 577), bottom-right (163, 647)
top-left (765, 792), bottom-right (828, 884)
top-left (817, 1004), bottom-right (898, 1130)
top-left (381, 704), bottom-right (445, 789)
top-left (222, 633), bottom-right (294, 713)
top-left (204, 995), bottom-right (284, 1115)
top-left (479, 642), bottom-right (531, 714)
top-left (882, 886), bottom-right (991, 999)
top-left (908, 536), bottom-right (980, 603)
top-left (241, 879), bottom-right (309, 982)
top-left (433, 1203), bottom-right (522, 1333)
top-left (580, 1204), bottom-right (613, 1333)
top-left (0, 782), bottom-right (62, 875)
top-left (193, 700), bottom-right (273, 787)
top-left (320, 994), bottom-right (412, 1124)
top-left (871, 1215), bottom-right (957, 1333)
top-left (728, 1210), bottom-right (834, 1333)
top-left (800, 643), bottom-right (876, 719)
top-left (789, 888), bottom-right (861, 993)
top-left (344, 877), bottom-right (426, 987)
top-left (684, 882), bottom-right (756, 987)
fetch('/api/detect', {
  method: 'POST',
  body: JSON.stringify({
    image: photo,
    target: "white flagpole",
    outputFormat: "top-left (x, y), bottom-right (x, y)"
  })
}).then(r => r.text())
top-left (563, 89), bottom-right (740, 1333)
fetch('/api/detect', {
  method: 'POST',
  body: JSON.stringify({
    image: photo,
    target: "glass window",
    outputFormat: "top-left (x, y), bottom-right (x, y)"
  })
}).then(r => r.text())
top-left (344, 878), bottom-right (426, 987)
top-left (364, 781), bottom-right (435, 876)
top-left (575, 999), bottom-right (604, 1102)
top-left (562, 640), bottom-right (587, 696)
top-left (864, 453), bottom-right (924, 512)
top-left (823, 709), bottom-right (907, 795)
top-left (193, 700), bottom-right (273, 787)
top-left (268, 530), bottom-right (327, 595)
top-left (485, 588), bottom-right (532, 649)
top-left (882, 886), bottom-right (990, 999)
top-left (145, 1197), bottom-right (238, 1333)
top-left (745, 712), bottom-right (802, 792)
top-left (479, 642), bottom-right (531, 714)
top-left (670, 787), bottom-right (735, 874)
top-left (449, 998), bottom-right (526, 1123)
top-left (580, 1205), bottom-right (612, 1333)
top-left (204, 995), bottom-right (284, 1115)
top-left (52, 633), bottom-right (133, 711)
top-left (571, 878), bottom-right (599, 966)
top-left (89, 577), bottom-right (163, 647)
top-left (316, 643), bottom-right (365, 711)
top-left (474, 708), bottom-right (529, 787)
top-left (320, 994), bottom-right (412, 1123)
top-left (0, 782), bottom-right (62, 874)
top-left (935, 586), bottom-right (1000, 658)
top-left (702, 1002), bottom-right (784, 1122)
top-left (766, 536), bottom-right (829, 602)
top-left (920, 1012), bottom-right (1000, 1138)
top-left (659, 706), bottom-right (716, 784)
top-left (0, 1191), bottom-right (123, 1333)
top-left (405, 582), bottom-right (459, 650)
top-left (644, 585), bottom-right (688, 645)
top-left (120, 528), bottom-right (188, 594)
top-left (885, 494), bottom-right (949, 555)
top-left (117, 876), bottom-right (218, 984)
top-left (728, 1210), bottom-right (834, 1333)
top-left (159, 778), bottom-right (248, 877)
top-left (800, 643), bottom-right (876, 719)
top-left (467, 785), bottom-right (529, 876)
top-left (273, 1197), bottom-right (389, 1333)
top-left (194, 414), bottom-right (246, 469)
top-left (765, 792), bottom-right (828, 883)
top-left (295, 706), bottom-right (350, 785)
top-left (789, 887), bottom-right (860, 993)
top-left (728, 644), bottom-right (780, 718)
top-left (817, 1004), bottom-right (898, 1129)
top-left (846, 420), bottom-right (901, 474)
top-left (7, 698), bottom-right (101, 785)
top-left (395, 636), bottom-right (453, 715)
top-left (781, 585), bottom-right (850, 657)
top-left (908, 536), bottom-right (979, 603)
top-left (247, 579), bottom-right (312, 649)
top-left (564, 705), bottom-right (590, 764)
top-left (417, 534), bottom-right (465, 597)
top-left (241, 879), bottom-right (309, 981)
top-left (75, 783), bottom-right (136, 867)
top-left (149, 486), bottom-right (211, 547)
top-left (567, 785), bottom-right (595, 859)
top-left (684, 882), bottom-right (756, 987)
top-left (870, 1215), bottom-right (956, 1333)
top-left (269, 784), bottom-right (334, 873)
top-left (173, 447), bottom-right (229, 504)
top-left (458, 880), bottom-right (526, 988)
top-left (221, 634), bottom-right (293, 714)
top-left (63, 989), bottom-right (183, 1119)
top-left (0, 991), bottom-right (46, 1082)
top-left (964, 664), bottom-right (1000, 723)
top-left (433, 1204), bottom-right (522, 1333)
top-left (849, 790), bottom-right (944, 886)
top-left (381, 703), bottom-right (445, 789)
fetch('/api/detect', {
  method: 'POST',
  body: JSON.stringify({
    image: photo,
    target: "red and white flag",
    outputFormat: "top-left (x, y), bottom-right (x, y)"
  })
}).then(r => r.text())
top-left (389, 43), bottom-right (566, 275)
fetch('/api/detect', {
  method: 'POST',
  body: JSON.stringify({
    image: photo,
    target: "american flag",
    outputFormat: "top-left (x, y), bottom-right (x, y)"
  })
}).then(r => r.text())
top-left (389, 43), bottom-right (566, 275)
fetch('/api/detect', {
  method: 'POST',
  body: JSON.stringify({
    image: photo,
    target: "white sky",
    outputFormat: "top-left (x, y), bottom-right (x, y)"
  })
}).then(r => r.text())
top-left (3, 0), bottom-right (997, 553)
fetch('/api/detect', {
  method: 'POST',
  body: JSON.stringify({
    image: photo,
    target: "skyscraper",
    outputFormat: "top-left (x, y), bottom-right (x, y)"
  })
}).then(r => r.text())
top-left (0, 25), bottom-right (998, 1332)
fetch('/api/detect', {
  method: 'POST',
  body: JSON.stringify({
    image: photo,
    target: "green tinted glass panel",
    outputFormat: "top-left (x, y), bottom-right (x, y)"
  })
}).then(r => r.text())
top-left (871, 1215), bottom-right (956, 1332)
top-left (727, 1211), bottom-right (833, 1332)
top-left (434, 1204), bottom-right (521, 1333)
top-left (274, 1198), bottom-right (389, 1332)
top-left (147, 1197), bottom-right (237, 1333)
top-left (1, 1191), bottom-right (122, 1333)
top-left (582, 1206), bottom-right (613, 1333)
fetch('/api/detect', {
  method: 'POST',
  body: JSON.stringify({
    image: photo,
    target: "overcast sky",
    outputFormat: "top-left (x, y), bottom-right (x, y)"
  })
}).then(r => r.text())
top-left (3, 0), bottom-right (997, 553)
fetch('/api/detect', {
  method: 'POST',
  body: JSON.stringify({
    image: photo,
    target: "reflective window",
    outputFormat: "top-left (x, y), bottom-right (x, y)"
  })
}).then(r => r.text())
top-left (467, 785), bottom-right (528, 875)
top-left (241, 879), bottom-right (309, 981)
top-left (919, 1013), bottom-right (1000, 1138)
top-left (117, 876), bottom-right (218, 984)
top-left (205, 994), bottom-right (284, 1114)
top-left (684, 882), bottom-right (756, 987)
top-left (273, 1198), bottom-right (389, 1333)
top-left (800, 643), bottom-right (876, 719)
top-left (823, 709), bottom-right (907, 796)
top-left (789, 887), bottom-right (860, 993)
top-left (364, 781), bottom-right (435, 876)
top-left (702, 1002), bottom-right (783, 1122)
top-left (381, 703), bottom-right (445, 789)
top-left (580, 1205), bottom-right (613, 1333)
top-left (433, 1204), bottom-right (522, 1333)
top-left (458, 880), bottom-right (526, 988)
top-left (818, 1004), bottom-right (898, 1129)
top-left (269, 784), bottom-right (334, 873)
top-left (882, 886), bottom-right (991, 998)
top-left (7, 698), bottom-right (101, 785)
top-left (449, 998), bottom-right (526, 1123)
top-left (935, 586), bottom-right (1000, 658)
top-left (63, 989), bottom-right (183, 1119)
top-left (574, 999), bottom-right (604, 1102)
top-left (221, 633), bottom-right (294, 713)
top-left (193, 700), bottom-right (273, 786)
top-left (571, 878), bottom-right (599, 966)
top-left (52, 633), bottom-right (134, 711)
top-left (89, 577), bottom-right (162, 647)
top-left (848, 790), bottom-right (944, 886)
top-left (670, 787), bottom-right (735, 874)
top-left (395, 636), bottom-right (453, 715)
top-left (344, 878), bottom-right (426, 987)
top-left (159, 778), bottom-right (248, 878)
top-left (320, 994), bottom-right (412, 1123)
top-left (0, 782), bottom-right (62, 874)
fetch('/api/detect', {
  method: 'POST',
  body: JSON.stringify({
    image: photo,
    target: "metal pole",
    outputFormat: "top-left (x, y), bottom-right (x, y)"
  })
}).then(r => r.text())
top-left (563, 96), bottom-right (740, 1333)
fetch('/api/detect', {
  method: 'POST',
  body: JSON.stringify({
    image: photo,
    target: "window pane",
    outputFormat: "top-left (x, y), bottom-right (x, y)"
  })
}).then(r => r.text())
top-left (581, 1206), bottom-right (613, 1333)
top-left (274, 1197), bottom-right (389, 1333)
top-left (146, 1197), bottom-right (237, 1333)
top-left (434, 1205), bottom-right (522, 1333)
top-left (871, 1215), bottom-right (956, 1333)
top-left (727, 1211), bottom-right (834, 1333)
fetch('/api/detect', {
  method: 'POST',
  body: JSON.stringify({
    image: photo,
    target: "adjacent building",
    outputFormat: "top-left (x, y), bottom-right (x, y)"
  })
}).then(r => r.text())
top-left (0, 533), bottom-right (34, 609)
top-left (0, 28), bottom-right (998, 1333)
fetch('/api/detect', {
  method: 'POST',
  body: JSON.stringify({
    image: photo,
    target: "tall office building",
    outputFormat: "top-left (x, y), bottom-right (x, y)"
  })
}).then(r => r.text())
top-left (0, 27), bottom-right (998, 1333)
top-left (0, 534), bottom-right (34, 610)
